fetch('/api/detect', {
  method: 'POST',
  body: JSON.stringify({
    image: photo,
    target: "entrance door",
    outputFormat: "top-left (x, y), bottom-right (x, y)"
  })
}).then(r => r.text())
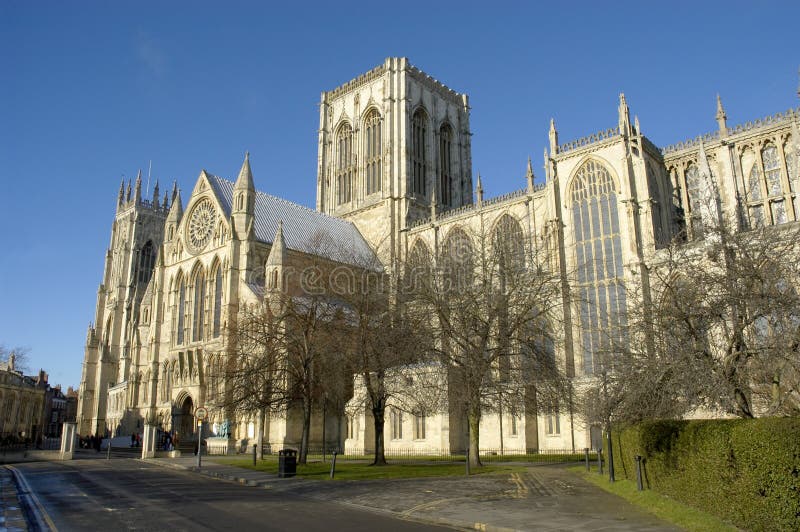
top-left (179, 396), bottom-right (194, 440)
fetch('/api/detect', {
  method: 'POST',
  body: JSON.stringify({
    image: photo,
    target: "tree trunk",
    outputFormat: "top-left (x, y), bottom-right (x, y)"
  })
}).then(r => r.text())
top-left (256, 407), bottom-right (265, 460)
top-left (468, 405), bottom-right (482, 468)
top-left (733, 387), bottom-right (754, 418)
top-left (372, 402), bottom-right (387, 466)
top-left (299, 395), bottom-right (312, 464)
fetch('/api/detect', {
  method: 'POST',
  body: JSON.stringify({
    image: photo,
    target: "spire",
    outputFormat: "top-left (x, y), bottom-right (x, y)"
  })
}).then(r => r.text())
top-left (548, 119), bottom-right (558, 155)
top-left (634, 115), bottom-right (641, 136)
top-left (126, 180), bottom-right (132, 202)
top-left (152, 180), bottom-right (160, 208)
top-left (171, 181), bottom-right (178, 203)
top-left (543, 148), bottom-right (550, 182)
top-left (265, 221), bottom-right (287, 293)
top-left (476, 173), bottom-right (484, 207)
top-left (234, 151), bottom-right (254, 193)
top-left (134, 170), bottom-right (142, 203)
top-left (526, 157), bottom-right (535, 193)
top-left (265, 220), bottom-right (287, 268)
top-left (618, 93), bottom-right (631, 135)
top-left (166, 187), bottom-right (183, 226)
top-left (163, 189), bottom-right (169, 210)
top-left (716, 94), bottom-right (728, 137)
top-left (117, 179), bottom-right (125, 206)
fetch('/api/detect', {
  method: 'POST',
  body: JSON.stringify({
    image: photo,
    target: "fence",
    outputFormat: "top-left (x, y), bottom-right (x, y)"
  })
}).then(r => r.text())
top-left (254, 443), bottom-right (595, 465)
top-left (0, 435), bottom-right (62, 453)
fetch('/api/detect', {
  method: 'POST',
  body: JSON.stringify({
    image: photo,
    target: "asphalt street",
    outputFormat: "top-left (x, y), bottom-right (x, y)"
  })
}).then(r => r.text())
top-left (13, 458), bottom-right (452, 531)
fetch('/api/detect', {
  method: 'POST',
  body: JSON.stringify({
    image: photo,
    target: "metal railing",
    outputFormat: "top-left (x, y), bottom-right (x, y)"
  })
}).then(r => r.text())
top-left (251, 444), bottom-right (595, 465)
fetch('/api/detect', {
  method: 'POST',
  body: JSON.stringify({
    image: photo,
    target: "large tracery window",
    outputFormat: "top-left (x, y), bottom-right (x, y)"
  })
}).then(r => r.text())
top-left (570, 160), bottom-right (626, 375)
top-left (213, 266), bottom-right (223, 338)
top-left (364, 109), bottom-right (382, 196)
top-left (411, 109), bottom-right (428, 196)
top-left (193, 270), bottom-right (206, 342)
top-left (336, 123), bottom-right (354, 205)
top-left (439, 124), bottom-right (453, 206)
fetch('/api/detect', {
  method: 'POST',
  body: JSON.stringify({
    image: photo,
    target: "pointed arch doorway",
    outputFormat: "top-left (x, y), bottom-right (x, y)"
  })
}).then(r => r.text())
top-left (175, 394), bottom-right (195, 441)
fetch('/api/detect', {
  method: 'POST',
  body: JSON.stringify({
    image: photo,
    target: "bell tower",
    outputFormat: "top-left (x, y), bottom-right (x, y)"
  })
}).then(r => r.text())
top-left (316, 57), bottom-right (473, 260)
top-left (77, 174), bottom-right (169, 435)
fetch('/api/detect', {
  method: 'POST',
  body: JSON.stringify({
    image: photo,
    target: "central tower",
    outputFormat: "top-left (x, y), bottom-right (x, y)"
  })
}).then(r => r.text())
top-left (317, 57), bottom-right (473, 260)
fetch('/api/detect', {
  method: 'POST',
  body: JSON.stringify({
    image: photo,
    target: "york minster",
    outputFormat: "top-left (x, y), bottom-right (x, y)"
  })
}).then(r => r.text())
top-left (77, 57), bottom-right (800, 455)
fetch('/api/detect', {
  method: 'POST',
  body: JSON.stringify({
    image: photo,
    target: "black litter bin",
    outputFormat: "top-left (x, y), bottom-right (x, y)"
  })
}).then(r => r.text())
top-left (278, 449), bottom-right (297, 478)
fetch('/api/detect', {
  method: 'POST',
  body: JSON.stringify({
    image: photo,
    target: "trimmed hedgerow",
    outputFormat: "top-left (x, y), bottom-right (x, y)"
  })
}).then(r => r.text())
top-left (610, 418), bottom-right (800, 531)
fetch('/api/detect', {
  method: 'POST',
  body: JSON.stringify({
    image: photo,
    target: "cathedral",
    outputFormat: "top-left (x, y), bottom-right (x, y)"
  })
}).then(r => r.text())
top-left (77, 57), bottom-right (800, 453)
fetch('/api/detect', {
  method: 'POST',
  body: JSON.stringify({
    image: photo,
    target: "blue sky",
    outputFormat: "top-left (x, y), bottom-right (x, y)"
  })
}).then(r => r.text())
top-left (1, 1), bottom-right (798, 389)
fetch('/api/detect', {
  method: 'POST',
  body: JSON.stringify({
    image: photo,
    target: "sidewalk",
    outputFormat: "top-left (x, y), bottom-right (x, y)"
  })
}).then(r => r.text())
top-left (0, 467), bottom-right (28, 531)
top-left (150, 456), bottom-right (679, 531)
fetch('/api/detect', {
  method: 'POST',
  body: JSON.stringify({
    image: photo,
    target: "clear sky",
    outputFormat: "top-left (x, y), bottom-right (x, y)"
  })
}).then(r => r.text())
top-left (1, 0), bottom-right (798, 389)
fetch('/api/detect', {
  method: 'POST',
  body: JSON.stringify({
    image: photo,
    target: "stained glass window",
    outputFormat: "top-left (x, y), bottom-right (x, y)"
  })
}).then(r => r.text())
top-left (570, 160), bottom-right (626, 375)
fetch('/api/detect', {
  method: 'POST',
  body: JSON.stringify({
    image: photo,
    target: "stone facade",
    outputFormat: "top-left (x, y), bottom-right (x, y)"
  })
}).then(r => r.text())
top-left (78, 58), bottom-right (800, 454)
top-left (0, 356), bottom-right (47, 442)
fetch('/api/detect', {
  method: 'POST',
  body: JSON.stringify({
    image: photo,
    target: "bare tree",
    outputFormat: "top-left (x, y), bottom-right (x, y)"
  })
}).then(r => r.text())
top-left (412, 221), bottom-right (568, 467)
top-left (0, 344), bottom-right (30, 373)
top-left (333, 254), bottom-right (434, 466)
top-left (593, 219), bottom-right (800, 423)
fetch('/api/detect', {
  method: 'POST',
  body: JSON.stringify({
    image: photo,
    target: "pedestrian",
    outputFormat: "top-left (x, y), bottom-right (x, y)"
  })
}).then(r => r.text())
top-left (131, 433), bottom-right (136, 447)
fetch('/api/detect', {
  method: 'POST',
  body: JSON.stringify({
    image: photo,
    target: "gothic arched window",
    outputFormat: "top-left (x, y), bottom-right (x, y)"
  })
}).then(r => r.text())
top-left (193, 270), bottom-right (206, 342)
top-left (364, 109), bottom-right (382, 195)
top-left (762, 144), bottom-right (788, 224)
top-left (213, 266), bottom-right (223, 338)
top-left (684, 164), bottom-right (706, 238)
top-left (138, 240), bottom-right (156, 284)
top-left (441, 227), bottom-right (473, 292)
top-left (570, 160), bottom-right (626, 375)
top-left (336, 123), bottom-right (354, 205)
top-left (439, 124), bottom-right (453, 206)
top-left (492, 214), bottom-right (525, 276)
top-left (177, 277), bottom-right (186, 345)
top-left (411, 109), bottom-right (428, 196)
top-left (405, 239), bottom-right (432, 295)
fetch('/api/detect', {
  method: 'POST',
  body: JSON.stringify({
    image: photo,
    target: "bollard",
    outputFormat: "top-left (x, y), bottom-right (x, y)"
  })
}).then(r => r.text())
top-left (584, 448), bottom-right (590, 471)
top-left (253, 444), bottom-right (257, 466)
top-left (465, 447), bottom-right (470, 476)
top-left (598, 449), bottom-right (603, 475)
top-left (635, 455), bottom-right (644, 491)
top-left (329, 451), bottom-right (337, 479)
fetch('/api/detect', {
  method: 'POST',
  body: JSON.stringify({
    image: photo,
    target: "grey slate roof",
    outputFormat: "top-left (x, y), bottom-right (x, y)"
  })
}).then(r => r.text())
top-left (207, 174), bottom-right (378, 268)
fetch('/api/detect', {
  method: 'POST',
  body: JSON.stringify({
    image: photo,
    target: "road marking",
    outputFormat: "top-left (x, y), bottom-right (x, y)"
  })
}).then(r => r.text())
top-left (5, 465), bottom-right (59, 531)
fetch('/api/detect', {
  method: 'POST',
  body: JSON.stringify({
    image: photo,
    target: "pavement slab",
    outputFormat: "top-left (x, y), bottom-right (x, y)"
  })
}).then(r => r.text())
top-left (0, 467), bottom-right (28, 532)
top-left (152, 457), bottom-right (679, 531)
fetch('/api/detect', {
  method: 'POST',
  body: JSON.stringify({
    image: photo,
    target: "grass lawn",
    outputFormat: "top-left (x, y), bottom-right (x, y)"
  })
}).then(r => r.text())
top-left (211, 456), bottom-right (525, 480)
top-left (570, 465), bottom-right (738, 532)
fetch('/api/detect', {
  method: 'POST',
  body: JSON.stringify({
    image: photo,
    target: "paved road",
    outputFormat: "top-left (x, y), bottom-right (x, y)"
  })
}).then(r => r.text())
top-left (14, 459), bottom-right (451, 531)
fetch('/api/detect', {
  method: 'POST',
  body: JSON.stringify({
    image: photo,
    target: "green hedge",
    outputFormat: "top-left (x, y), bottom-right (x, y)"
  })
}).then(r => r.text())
top-left (610, 418), bottom-right (800, 531)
